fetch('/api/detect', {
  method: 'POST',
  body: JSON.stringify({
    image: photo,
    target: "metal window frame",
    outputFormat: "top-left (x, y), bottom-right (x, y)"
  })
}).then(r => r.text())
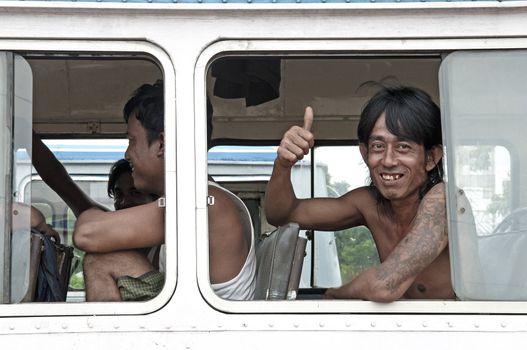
top-left (195, 37), bottom-right (527, 315)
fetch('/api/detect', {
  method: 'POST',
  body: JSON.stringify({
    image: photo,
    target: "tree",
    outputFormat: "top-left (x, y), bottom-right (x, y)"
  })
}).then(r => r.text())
top-left (326, 177), bottom-right (379, 282)
top-left (335, 226), bottom-right (379, 282)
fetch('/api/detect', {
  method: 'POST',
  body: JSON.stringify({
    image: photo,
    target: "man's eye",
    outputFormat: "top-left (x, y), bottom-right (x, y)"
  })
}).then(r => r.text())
top-left (370, 143), bottom-right (384, 151)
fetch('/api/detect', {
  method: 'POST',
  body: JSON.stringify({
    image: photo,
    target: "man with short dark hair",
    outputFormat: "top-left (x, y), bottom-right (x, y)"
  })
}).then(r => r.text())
top-left (265, 86), bottom-right (453, 301)
top-left (74, 81), bottom-right (256, 301)
top-left (72, 82), bottom-right (166, 301)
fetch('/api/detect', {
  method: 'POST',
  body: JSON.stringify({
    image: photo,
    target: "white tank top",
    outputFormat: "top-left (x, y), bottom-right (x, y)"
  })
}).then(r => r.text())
top-left (147, 245), bottom-right (166, 273)
top-left (209, 181), bottom-right (256, 300)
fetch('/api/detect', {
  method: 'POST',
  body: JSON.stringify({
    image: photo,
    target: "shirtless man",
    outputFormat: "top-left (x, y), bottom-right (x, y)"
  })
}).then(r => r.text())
top-left (265, 86), bottom-right (453, 302)
top-left (73, 81), bottom-right (255, 301)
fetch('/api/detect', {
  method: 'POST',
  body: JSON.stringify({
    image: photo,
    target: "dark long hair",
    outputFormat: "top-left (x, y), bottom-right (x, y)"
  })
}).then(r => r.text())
top-left (357, 86), bottom-right (443, 206)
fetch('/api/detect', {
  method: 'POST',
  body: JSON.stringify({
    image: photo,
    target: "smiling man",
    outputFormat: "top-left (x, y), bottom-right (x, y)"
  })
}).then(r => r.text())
top-left (264, 86), bottom-right (453, 301)
top-left (73, 81), bottom-right (256, 302)
top-left (73, 82), bottom-right (166, 301)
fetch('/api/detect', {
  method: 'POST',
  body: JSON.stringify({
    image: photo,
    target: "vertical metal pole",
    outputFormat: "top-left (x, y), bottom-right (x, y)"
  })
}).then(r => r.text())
top-left (309, 148), bottom-right (315, 287)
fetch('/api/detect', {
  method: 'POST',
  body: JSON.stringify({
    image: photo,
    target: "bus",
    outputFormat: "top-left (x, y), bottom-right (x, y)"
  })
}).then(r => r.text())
top-left (2, 0), bottom-right (527, 347)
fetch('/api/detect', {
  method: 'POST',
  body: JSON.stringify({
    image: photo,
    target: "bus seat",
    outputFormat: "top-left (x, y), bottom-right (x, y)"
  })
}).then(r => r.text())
top-left (254, 222), bottom-right (307, 300)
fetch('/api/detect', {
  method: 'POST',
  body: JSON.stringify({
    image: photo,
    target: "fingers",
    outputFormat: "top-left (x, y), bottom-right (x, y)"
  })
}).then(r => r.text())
top-left (303, 106), bottom-right (313, 131)
top-left (277, 126), bottom-right (314, 167)
top-left (40, 224), bottom-right (61, 244)
top-left (276, 107), bottom-right (315, 168)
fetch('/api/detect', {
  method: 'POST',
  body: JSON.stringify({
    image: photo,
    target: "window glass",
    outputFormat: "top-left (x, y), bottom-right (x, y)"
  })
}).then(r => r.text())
top-left (10, 55), bottom-right (33, 304)
top-left (455, 145), bottom-right (511, 236)
top-left (440, 50), bottom-right (527, 300)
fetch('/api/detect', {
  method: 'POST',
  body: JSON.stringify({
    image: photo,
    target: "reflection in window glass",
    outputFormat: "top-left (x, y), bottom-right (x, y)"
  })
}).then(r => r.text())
top-left (455, 145), bottom-right (511, 236)
top-left (314, 146), bottom-right (379, 284)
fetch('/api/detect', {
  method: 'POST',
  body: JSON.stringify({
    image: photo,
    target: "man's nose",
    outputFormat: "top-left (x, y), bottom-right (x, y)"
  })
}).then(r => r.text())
top-left (382, 147), bottom-right (398, 167)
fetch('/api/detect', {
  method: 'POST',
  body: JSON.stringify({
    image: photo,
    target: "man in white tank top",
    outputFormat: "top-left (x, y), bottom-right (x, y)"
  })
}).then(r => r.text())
top-left (209, 181), bottom-right (256, 300)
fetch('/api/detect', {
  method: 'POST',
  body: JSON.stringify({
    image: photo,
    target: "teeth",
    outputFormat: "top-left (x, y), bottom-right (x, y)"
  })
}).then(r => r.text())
top-left (382, 174), bottom-right (402, 181)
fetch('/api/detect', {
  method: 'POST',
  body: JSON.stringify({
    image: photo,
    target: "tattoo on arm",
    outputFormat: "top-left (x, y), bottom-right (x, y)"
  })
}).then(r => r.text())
top-left (375, 184), bottom-right (448, 294)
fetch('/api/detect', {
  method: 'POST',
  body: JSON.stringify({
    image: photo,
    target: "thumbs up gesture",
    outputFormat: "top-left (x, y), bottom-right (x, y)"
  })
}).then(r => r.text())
top-left (276, 107), bottom-right (315, 168)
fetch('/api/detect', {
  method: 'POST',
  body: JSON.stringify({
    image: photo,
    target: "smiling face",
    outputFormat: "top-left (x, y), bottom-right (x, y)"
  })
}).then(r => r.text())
top-left (360, 113), bottom-right (439, 206)
top-left (124, 115), bottom-right (165, 196)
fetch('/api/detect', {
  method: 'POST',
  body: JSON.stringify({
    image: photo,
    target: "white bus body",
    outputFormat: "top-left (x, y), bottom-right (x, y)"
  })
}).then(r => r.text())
top-left (2, 0), bottom-right (527, 348)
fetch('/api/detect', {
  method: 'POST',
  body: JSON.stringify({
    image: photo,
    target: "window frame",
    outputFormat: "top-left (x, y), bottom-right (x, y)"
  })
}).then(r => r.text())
top-left (196, 38), bottom-right (527, 315)
top-left (0, 39), bottom-right (176, 317)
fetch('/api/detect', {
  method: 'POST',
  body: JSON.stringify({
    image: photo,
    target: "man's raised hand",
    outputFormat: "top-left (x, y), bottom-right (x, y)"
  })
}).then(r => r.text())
top-left (276, 106), bottom-right (315, 168)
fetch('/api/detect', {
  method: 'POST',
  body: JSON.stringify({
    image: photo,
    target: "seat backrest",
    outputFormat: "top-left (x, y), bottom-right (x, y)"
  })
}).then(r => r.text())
top-left (254, 222), bottom-right (307, 300)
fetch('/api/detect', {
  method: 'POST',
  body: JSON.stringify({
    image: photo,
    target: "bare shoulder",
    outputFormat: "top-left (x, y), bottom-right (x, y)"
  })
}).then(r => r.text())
top-left (341, 186), bottom-right (376, 201)
top-left (423, 182), bottom-right (446, 200)
top-left (207, 184), bottom-right (245, 229)
top-left (207, 184), bottom-right (248, 259)
top-left (208, 184), bottom-right (238, 212)
top-left (414, 182), bottom-right (447, 234)
top-left (340, 186), bottom-right (379, 212)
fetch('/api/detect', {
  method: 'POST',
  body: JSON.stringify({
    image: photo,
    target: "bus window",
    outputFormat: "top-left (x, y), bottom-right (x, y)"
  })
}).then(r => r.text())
top-left (440, 50), bottom-right (527, 300)
top-left (3, 52), bottom-right (166, 306)
top-left (206, 55), bottom-right (441, 303)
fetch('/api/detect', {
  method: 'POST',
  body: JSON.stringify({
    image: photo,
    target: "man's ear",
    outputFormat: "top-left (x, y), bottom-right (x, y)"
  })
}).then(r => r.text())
top-left (157, 132), bottom-right (165, 157)
top-left (426, 145), bottom-right (443, 172)
top-left (359, 143), bottom-right (368, 164)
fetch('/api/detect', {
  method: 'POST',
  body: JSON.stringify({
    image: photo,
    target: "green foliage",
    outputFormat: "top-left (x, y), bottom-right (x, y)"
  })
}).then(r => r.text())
top-left (69, 272), bottom-right (85, 290)
top-left (69, 248), bottom-right (85, 290)
top-left (325, 174), bottom-right (379, 282)
top-left (335, 226), bottom-right (379, 283)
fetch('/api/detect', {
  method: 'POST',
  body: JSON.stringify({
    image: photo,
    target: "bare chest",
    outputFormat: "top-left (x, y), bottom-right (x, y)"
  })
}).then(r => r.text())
top-left (365, 216), bottom-right (454, 299)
